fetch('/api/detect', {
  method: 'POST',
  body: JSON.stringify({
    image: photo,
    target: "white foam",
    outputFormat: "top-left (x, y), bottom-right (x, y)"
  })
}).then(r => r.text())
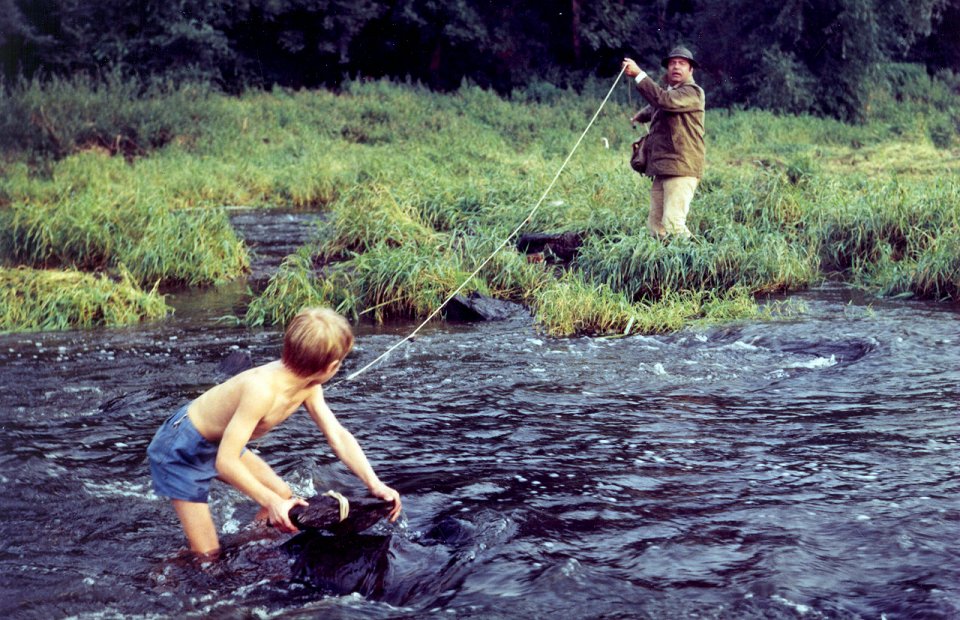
top-left (785, 355), bottom-right (837, 370)
top-left (771, 594), bottom-right (812, 615)
top-left (83, 480), bottom-right (153, 500)
top-left (724, 340), bottom-right (761, 351)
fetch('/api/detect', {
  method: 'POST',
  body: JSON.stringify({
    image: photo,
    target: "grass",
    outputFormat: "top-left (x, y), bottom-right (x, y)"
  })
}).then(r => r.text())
top-left (1, 73), bottom-right (957, 334)
top-left (0, 266), bottom-right (168, 333)
top-left (531, 272), bottom-right (780, 337)
top-left (0, 150), bottom-right (250, 286)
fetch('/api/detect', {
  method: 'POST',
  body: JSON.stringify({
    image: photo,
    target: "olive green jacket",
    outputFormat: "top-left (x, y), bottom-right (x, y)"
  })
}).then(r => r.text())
top-left (634, 76), bottom-right (705, 178)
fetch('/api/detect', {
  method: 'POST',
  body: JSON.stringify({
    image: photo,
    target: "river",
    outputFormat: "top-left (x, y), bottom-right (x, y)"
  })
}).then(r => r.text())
top-left (1, 211), bottom-right (958, 619)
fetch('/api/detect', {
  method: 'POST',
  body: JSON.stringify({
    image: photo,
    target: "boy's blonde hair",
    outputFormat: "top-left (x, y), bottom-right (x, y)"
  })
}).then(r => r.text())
top-left (281, 307), bottom-right (354, 377)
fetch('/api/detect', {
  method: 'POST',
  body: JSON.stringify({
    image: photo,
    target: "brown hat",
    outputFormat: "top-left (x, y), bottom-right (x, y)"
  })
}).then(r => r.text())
top-left (661, 46), bottom-right (699, 69)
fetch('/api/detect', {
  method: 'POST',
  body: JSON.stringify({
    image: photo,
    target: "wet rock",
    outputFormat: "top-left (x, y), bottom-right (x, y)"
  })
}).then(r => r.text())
top-left (769, 338), bottom-right (877, 364)
top-left (290, 495), bottom-right (394, 535)
top-left (516, 231), bottom-right (585, 263)
top-left (285, 532), bottom-right (392, 596)
top-left (444, 292), bottom-right (526, 322)
top-left (217, 350), bottom-right (252, 376)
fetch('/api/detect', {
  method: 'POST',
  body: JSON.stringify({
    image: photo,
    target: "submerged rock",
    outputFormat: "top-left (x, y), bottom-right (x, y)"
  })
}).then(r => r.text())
top-left (217, 350), bottom-right (253, 376)
top-left (444, 292), bottom-right (526, 322)
top-left (290, 494), bottom-right (394, 535)
top-left (285, 532), bottom-right (393, 597)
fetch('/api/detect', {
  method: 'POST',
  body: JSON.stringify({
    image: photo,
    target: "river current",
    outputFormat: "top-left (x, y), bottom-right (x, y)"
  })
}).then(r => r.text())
top-left (1, 213), bottom-right (958, 619)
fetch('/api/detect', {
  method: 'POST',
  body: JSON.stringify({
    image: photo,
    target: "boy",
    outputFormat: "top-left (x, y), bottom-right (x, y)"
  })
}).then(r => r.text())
top-left (147, 307), bottom-right (402, 556)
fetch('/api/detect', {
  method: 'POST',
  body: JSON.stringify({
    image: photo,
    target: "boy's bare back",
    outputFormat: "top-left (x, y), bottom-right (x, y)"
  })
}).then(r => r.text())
top-left (188, 360), bottom-right (324, 443)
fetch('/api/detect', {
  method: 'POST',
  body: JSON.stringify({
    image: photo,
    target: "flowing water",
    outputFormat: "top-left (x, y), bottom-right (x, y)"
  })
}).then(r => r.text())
top-left (1, 211), bottom-right (959, 619)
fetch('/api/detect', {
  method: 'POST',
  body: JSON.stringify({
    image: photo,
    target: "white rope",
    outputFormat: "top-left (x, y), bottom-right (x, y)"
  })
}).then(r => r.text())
top-left (335, 67), bottom-right (628, 386)
top-left (324, 489), bottom-right (350, 521)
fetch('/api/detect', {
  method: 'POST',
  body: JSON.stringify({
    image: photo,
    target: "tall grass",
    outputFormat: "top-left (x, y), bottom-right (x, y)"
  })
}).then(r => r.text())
top-left (532, 272), bottom-right (777, 337)
top-left (0, 267), bottom-right (168, 333)
top-left (244, 250), bottom-right (352, 327)
top-left (3, 75), bottom-right (958, 335)
top-left (0, 71), bottom-right (216, 160)
top-left (0, 151), bottom-right (249, 286)
top-left (576, 226), bottom-right (819, 301)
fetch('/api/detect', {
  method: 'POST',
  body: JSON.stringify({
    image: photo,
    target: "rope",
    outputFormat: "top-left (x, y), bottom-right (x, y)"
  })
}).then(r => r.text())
top-left (333, 66), bottom-right (628, 387)
top-left (324, 489), bottom-right (350, 521)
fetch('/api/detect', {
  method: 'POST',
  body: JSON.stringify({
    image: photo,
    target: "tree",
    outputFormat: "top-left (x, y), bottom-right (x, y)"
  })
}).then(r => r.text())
top-left (2, 0), bottom-right (955, 119)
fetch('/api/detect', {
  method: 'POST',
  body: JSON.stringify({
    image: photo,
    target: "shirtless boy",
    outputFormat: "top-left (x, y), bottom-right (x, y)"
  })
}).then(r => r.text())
top-left (147, 307), bottom-right (402, 555)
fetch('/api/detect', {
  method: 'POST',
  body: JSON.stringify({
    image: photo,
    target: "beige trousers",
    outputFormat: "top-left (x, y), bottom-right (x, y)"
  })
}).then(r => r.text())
top-left (648, 176), bottom-right (698, 238)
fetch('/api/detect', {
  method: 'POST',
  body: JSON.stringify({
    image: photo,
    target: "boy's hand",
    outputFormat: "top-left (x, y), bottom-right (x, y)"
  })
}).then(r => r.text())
top-left (372, 483), bottom-right (402, 522)
top-left (268, 496), bottom-right (309, 532)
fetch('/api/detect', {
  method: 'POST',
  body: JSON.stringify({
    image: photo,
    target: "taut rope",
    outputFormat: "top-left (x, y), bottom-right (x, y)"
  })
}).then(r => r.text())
top-left (332, 67), bottom-right (628, 387)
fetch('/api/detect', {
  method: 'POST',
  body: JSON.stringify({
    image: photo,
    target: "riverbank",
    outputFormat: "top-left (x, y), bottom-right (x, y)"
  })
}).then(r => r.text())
top-left (1, 77), bottom-right (957, 334)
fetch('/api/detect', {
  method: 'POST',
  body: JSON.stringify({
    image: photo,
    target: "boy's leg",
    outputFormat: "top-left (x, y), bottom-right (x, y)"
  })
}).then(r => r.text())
top-left (238, 450), bottom-right (293, 522)
top-left (172, 499), bottom-right (220, 555)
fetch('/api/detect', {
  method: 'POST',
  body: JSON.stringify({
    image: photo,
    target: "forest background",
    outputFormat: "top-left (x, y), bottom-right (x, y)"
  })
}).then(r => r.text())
top-left (4, 0), bottom-right (960, 119)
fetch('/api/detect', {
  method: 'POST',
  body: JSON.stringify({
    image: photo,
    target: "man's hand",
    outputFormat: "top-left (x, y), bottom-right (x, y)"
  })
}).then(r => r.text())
top-left (622, 57), bottom-right (642, 78)
top-left (268, 496), bottom-right (309, 532)
top-left (371, 483), bottom-right (403, 522)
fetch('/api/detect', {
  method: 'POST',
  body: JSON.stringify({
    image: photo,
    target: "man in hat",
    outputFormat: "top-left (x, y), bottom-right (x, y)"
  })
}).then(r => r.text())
top-left (622, 46), bottom-right (705, 239)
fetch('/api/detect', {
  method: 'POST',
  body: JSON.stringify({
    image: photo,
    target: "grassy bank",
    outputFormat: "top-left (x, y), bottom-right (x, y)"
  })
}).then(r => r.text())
top-left (0, 267), bottom-right (167, 333)
top-left (1, 74), bottom-right (957, 334)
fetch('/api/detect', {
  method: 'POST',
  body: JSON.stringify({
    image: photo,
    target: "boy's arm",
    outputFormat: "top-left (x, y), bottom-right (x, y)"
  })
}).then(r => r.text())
top-left (305, 387), bottom-right (402, 522)
top-left (216, 385), bottom-right (305, 531)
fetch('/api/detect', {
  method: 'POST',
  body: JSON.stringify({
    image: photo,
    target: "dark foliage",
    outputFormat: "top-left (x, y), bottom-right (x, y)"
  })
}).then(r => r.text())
top-left (1, 0), bottom-right (957, 120)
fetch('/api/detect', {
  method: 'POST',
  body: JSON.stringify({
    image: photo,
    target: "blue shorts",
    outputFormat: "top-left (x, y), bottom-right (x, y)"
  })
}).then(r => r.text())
top-left (147, 405), bottom-right (220, 503)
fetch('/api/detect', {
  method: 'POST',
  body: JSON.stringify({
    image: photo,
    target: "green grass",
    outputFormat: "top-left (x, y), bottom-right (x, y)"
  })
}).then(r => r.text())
top-left (1, 74), bottom-right (957, 334)
top-left (0, 150), bottom-right (249, 286)
top-left (0, 266), bottom-right (168, 333)
top-left (531, 272), bottom-right (783, 338)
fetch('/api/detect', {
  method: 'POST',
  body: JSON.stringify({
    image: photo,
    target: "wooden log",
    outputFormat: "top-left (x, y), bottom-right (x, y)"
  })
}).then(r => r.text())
top-left (289, 494), bottom-right (393, 534)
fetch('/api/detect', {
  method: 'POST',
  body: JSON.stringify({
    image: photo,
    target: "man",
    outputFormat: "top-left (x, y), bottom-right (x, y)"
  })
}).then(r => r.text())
top-left (622, 46), bottom-right (705, 239)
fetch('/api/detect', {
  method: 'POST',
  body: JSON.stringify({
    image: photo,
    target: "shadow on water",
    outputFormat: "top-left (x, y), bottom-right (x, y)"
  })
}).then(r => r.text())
top-left (1, 208), bottom-right (959, 618)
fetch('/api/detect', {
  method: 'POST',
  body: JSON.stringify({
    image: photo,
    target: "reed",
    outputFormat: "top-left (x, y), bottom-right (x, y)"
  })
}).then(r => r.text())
top-left (345, 241), bottom-right (488, 323)
top-left (809, 177), bottom-right (960, 278)
top-left (0, 266), bottom-right (168, 333)
top-left (244, 250), bottom-right (352, 327)
top-left (0, 150), bottom-right (249, 286)
top-left (532, 272), bottom-right (775, 337)
top-left (575, 225), bottom-right (820, 302)
top-left (0, 71), bottom-right (215, 159)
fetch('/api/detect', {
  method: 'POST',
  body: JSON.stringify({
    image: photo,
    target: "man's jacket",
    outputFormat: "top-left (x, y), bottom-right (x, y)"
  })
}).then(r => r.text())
top-left (634, 76), bottom-right (705, 178)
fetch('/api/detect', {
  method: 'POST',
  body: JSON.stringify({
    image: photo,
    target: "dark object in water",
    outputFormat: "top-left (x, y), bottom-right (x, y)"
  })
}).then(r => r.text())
top-left (290, 494), bottom-right (393, 535)
top-left (517, 231), bottom-right (585, 263)
top-left (421, 515), bottom-right (477, 546)
top-left (285, 532), bottom-right (392, 597)
top-left (445, 292), bottom-right (525, 322)
top-left (217, 350), bottom-right (252, 376)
